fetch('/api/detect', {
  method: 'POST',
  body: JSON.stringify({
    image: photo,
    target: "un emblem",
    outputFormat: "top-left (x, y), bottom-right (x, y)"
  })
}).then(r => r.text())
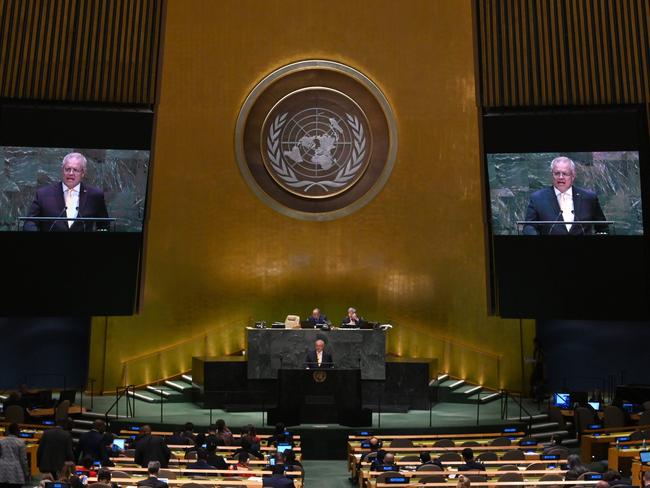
top-left (312, 370), bottom-right (327, 383)
top-left (235, 60), bottom-right (397, 220)
top-left (263, 88), bottom-right (370, 198)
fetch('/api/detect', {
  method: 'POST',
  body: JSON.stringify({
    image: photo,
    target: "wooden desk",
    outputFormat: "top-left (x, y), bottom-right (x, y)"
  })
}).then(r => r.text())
top-left (26, 443), bottom-right (38, 476)
top-left (581, 429), bottom-right (648, 461)
top-left (362, 468), bottom-right (566, 488)
top-left (27, 405), bottom-right (85, 417)
top-left (376, 483), bottom-right (599, 488)
top-left (629, 460), bottom-right (649, 487)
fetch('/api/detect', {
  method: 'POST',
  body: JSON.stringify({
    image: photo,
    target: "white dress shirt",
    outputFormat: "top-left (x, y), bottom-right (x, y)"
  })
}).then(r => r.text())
top-left (554, 186), bottom-right (574, 232)
top-left (63, 182), bottom-right (80, 228)
top-left (316, 351), bottom-right (322, 366)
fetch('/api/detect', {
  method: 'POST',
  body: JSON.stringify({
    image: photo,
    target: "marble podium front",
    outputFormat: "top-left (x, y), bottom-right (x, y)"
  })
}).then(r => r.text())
top-left (246, 327), bottom-right (386, 380)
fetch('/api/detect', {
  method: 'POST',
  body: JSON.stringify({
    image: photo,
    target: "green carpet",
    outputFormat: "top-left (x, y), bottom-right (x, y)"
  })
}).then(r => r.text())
top-left (80, 395), bottom-right (543, 429)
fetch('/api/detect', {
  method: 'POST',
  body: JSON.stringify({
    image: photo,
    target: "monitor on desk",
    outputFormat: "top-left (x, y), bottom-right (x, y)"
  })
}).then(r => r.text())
top-left (640, 450), bottom-right (650, 464)
top-left (276, 443), bottom-right (292, 453)
top-left (552, 392), bottom-right (571, 409)
top-left (588, 401), bottom-right (601, 411)
top-left (111, 438), bottom-right (126, 451)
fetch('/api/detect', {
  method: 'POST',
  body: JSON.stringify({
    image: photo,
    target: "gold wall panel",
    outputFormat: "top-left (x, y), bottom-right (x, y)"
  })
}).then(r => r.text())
top-left (89, 0), bottom-right (535, 393)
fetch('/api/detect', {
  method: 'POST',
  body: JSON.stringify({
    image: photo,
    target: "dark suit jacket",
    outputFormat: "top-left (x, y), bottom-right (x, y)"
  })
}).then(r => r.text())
top-left (307, 315), bottom-right (328, 326)
top-left (458, 460), bottom-right (485, 471)
top-left (36, 426), bottom-right (75, 473)
top-left (304, 350), bottom-right (333, 368)
top-left (24, 182), bottom-right (109, 232)
top-left (263, 474), bottom-right (296, 488)
top-left (136, 476), bottom-right (168, 488)
top-left (524, 186), bottom-right (607, 235)
top-left (340, 317), bottom-right (361, 327)
top-left (76, 429), bottom-right (109, 464)
top-left (206, 453), bottom-right (228, 470)
top-left (134, 435), bottom-right (171, 468)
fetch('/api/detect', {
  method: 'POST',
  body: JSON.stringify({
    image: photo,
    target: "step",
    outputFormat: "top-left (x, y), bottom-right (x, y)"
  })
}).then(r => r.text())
top-left (530, 429), bottom-right (569, 440)
top-left (165, 380), bottom-right (195, 393)
top-left (73, 419), bottom-right (94, 427)
top-left (80, 411), bottom-right (129, 420)
top-left (507, 413), bottom-right (549, 422)
top-left (145, 386), bottom-right (183, 398)
top-left (530, 421), bottom-right (560, 431)
top-left (126, 390), bottom-right (162, 404)
top-left (439, 379), bottom-right (466, 390)
top-left (182, 374), bottom-right (193, 383)
top-left (468, 391), bottom-right (502, 404)
top-left (71, 428), bottom-right (90, 436)
top-left (456, 385), bottom-right (483, 395)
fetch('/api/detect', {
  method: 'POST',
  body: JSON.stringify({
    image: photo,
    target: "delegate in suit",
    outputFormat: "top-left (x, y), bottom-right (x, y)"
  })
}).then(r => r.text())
top-left (524, 156), bottom-right (607, 235)
top-left (304, 339), bottom-right (333, 369)
top-left (24, 152), bottom-right (109, 232)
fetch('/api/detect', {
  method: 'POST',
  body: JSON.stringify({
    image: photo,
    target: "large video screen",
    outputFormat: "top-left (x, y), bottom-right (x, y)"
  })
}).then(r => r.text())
top-left (0, 102), bottom-right (154, 316)
top-left (482, 106), bottom-right (650, 320)
top-left (0, 146), bottom-right (149, 232)
top-left (487, 151), bottom-right (642, 236)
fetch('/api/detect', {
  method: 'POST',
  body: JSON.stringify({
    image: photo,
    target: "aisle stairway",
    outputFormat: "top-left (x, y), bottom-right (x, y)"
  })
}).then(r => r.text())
top-left (126, 375), bottom-right (196, 404)
top-left (434, 374), bottom-right (502, 405)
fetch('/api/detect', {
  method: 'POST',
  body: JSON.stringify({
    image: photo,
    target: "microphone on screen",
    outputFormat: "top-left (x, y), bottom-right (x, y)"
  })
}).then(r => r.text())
top-left (48, 206), bottom-right (68, 232)
top-left (548, 209), bottom-right (564, 235)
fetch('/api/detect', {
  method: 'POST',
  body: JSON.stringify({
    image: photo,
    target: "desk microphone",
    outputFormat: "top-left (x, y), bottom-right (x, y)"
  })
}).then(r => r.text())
top-left (548, 209), bottom-right (564, 235)
top-left (570, 210), bottom-right (586, 235)
top-left (48, 206), bottom-right (68, 232)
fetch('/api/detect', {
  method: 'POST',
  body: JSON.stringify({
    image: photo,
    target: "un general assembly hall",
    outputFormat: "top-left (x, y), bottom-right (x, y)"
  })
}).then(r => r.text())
top-left (1, 1), bottom-right (650, 487)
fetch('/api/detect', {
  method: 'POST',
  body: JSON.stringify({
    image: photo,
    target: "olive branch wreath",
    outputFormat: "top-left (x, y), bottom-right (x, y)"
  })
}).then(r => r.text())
top-left (266, 112), bottom-right (366, 193)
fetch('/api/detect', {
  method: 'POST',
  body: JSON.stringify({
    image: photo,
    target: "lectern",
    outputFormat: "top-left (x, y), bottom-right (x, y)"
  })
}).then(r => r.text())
top-left (268, 368), bottom-right (371, 427)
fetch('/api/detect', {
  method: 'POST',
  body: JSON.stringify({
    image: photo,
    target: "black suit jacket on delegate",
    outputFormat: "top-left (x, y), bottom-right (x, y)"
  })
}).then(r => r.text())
top-left (136, 477), bottom-right (168, 488)
top-left (134, 435), bottom-right (171, 468)
top-left (36, 427), bottom-right (75, 473)
top-left (77, 429), bottom-right (109, 464)
top-left (304, 350), bottom-right (333, 368)
top-left (523, 185), bottom-right (607, 235)
top-left (263, 474), bottom-right (296, 488)
top-left (24, 182), bottom-right (109, 232)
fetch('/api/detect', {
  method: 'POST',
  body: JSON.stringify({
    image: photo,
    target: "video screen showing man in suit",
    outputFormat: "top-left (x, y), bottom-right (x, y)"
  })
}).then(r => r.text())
top-left (24, 152), bottom-right (109, 232)
top-left (523, 156), bottom-right (607, 235)
top-left (486, 151), bottom-right (643, 236)
top-left (304, 339), bottom-right (333, 369)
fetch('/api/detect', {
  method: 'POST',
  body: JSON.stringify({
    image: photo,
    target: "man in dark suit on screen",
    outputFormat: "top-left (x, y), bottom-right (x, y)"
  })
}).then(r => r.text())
top-left (523, 156), bottom-right (608, 235)
top-left (24, 152), bottom-right (109, 232)
top-left (304, 339), bottom-right (333, 369)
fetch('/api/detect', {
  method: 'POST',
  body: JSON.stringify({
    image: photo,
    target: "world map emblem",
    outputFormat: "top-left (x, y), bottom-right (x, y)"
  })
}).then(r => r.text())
top-left (235, 60), bottom-right (397, 220)
top-left (262, 88), bottom-right (371, 198)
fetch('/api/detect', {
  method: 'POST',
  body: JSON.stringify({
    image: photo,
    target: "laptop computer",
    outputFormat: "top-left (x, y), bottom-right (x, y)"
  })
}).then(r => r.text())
top-left (276, 443), bottom-right (292, 453)
top-left (552, 392), bottom-right (570, 409)
top-left (640, 451), bottom-right (650, 464)
top-left (112, 438), bottom-right (126, 452)
top-left (360, 320), bottom-right (378, 330)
